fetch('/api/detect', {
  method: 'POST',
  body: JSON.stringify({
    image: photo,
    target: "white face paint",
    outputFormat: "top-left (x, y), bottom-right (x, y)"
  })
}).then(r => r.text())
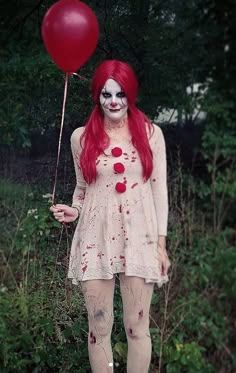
top-left (99, 78), bottom-right (128, 122)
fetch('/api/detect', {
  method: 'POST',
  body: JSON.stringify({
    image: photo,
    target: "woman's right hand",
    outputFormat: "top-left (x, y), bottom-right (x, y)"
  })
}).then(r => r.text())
top-left (50, 204), bottom-right (79, 223)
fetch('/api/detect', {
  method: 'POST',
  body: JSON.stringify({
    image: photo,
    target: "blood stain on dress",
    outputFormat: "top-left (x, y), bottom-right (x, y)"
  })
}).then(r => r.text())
top-left (112, 237), bottom-right (115, 240)
top-left (119, 204), bottom-right (122, 213)
top-left (152, 178), bottom-right (156, 182)
top-left (82, 252), bottom-right (88, 257)
top-left (131, 183), bottom-right (138, 189)
top-left (126, 210), bottom-right (130, 214)
top-left (96, 159), bottom-right (100, 165)
top-left (97, 252), bottom-right (104, 259)
top-left (82, 265), bottom-right (87, 272)
top-left (120, 255), bottom-right (125, 259)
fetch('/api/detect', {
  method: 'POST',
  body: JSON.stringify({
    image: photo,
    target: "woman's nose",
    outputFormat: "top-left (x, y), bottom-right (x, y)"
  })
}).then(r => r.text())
top-left (110, 101), bottom-right (118, 107)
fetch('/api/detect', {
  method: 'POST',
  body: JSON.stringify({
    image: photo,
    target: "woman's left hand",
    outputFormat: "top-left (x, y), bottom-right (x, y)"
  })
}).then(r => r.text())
top-left (158, 236), bottom-right (171, 276)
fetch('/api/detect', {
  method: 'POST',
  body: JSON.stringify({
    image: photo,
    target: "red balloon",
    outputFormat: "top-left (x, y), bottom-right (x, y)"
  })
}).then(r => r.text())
top-left (42, 0), bottom-right (99, 73)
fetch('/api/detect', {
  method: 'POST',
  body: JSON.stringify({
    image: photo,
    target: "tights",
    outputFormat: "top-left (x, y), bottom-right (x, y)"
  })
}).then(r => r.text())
top-left (81, 274), bottom-right (154, 373)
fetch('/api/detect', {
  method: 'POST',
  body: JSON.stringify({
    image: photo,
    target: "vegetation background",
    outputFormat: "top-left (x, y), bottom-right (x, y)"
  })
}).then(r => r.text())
top-left (0, 0), bottom-right (235, 372)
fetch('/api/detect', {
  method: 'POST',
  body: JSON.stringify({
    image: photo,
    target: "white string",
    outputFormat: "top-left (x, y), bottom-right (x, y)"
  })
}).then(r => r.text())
top-left (52, 73), bottom-right (69, 205)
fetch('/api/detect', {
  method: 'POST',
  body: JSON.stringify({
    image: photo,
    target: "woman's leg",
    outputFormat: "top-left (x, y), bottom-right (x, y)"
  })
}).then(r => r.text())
top-left (119, 274), bottom-right (154, 373)
top-left (81, 278), bottom-right (115, 373)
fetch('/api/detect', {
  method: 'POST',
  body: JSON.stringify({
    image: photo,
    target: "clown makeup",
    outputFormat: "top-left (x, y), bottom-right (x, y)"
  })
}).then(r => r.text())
top-left (99, 79), bottom-right (128, 122)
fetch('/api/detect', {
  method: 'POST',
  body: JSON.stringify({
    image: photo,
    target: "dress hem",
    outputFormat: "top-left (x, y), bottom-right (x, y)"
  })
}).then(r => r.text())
top-left (68, 271), bottom-right (168, 287)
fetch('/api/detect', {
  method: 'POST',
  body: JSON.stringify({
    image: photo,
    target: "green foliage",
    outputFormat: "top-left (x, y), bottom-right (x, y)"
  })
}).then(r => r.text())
top-left (197, 86), bottom-right (236, 231)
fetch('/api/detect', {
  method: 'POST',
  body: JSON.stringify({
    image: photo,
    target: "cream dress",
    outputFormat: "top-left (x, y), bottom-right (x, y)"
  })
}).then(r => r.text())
top-left (68, 124), bottom-right (168, 286)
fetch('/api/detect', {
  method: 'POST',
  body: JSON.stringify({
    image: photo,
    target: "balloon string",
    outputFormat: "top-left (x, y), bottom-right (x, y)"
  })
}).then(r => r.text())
top-left (52, 73), bottom-right (69, 205)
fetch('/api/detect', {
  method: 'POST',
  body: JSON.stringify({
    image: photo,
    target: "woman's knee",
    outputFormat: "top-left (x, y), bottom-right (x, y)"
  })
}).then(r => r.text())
top-left (89, 307), bottom-right (114, 338)
top-left (123, 311), bottom-right (150, 339)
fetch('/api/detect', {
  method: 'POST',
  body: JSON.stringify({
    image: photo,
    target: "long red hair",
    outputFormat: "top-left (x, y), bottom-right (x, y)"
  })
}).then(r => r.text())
top-left (79, 60), bottom-right (154, 183)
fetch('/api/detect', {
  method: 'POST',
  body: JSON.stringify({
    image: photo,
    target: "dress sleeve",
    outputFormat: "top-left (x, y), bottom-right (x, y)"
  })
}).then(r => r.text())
top-left (71, 128), bottom-right (86, 214)
top-left (150, 125), bottom-right (168, 236)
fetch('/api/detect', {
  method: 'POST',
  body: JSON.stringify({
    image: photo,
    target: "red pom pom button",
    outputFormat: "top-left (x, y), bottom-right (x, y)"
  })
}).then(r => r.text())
top-left (115, 182), bottom-right (126, 193)
top-left (114, 162), bottom-right (125, 174)
top-left (111, 147), bottom-right (122, 157)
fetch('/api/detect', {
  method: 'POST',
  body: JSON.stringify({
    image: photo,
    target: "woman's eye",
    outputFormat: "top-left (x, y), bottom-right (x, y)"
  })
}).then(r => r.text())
top-left (117, 92), bottom-right (126, 98)
top-left (102, 92), bottom-right (111, 98)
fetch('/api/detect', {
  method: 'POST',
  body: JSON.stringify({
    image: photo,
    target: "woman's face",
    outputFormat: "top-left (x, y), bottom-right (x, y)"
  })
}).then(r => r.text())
top-left (99, 78), bottom-right (128, 122)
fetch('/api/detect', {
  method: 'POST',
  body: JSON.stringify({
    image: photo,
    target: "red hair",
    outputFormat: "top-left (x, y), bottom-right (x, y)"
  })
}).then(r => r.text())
top-left (79, 60), bottom-right (154, 183)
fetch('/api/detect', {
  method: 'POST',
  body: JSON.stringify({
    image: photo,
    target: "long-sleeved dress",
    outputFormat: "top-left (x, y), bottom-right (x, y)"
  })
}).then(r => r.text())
top-left (68, 124), bottom-right (169, 286)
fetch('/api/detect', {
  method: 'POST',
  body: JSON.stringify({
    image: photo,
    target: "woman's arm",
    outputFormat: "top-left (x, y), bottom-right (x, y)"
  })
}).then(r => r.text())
top-left (71, 127), bottom-right (87, 215)
top-left (150, 125), bottom-right (168, 238)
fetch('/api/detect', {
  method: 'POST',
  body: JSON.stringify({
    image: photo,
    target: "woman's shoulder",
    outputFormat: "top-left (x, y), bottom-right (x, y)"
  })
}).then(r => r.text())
top-left (147, 122), bottom-right (164, 144)
top-left (71, 126), bottom-right (85, 146)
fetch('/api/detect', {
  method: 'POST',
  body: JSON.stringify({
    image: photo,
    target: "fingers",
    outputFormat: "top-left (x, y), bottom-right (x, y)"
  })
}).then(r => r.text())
top-left (161, 257), bottom-right (171, 276)
top-left (50, 204), bottom-right (66, 212)
top-left (49, 205), bottom-right (65, 223)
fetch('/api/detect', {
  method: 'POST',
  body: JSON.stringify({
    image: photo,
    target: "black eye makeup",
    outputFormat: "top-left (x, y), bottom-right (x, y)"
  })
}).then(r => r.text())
top-left (116, 91), bottom-right (126, 98)
top-left (101, 91), bottom-right (111, 98)
top-left (101, 90), bottom-right (126, 99)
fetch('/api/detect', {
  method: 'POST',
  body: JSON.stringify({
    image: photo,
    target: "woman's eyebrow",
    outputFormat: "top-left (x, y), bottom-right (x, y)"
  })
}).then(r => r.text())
top-left (101, 88), bottom-right (124, 93)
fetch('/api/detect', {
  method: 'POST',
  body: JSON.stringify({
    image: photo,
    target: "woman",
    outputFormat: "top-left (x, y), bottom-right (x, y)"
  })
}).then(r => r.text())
top-left (50, 60), bottom-right (170, 373)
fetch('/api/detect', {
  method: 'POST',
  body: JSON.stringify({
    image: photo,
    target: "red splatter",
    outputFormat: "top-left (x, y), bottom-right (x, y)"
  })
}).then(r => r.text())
top-left (152, 178), bottom-right (156, 182)
top-left (90, 332), bottom-right (96, 344)
top-left (131, 183), bottom-right (138, 189)
top-left (115, 182), bottom-right (126, 193)
top-left (120, 255), bottom-right (125, 259)
top-left (119, 205), bottom-right (122, 213)
top-left (97, 252), bottom-right (103, 259)
top-left (82, 265), bottom-right (87, 272)
top-left (111, 147), bottom-right (122, 157)
top-left (82, 252), bottom-right (88, 257)
top-left (87, 244), bottom-right (95, 249)
top-left (138, 310), bottom-right (144, 319)
top-left (114, 162), bottom-right (125, 173)
top-left (126, 210), bottom-right (130, 214)
top-left (126, 238), bottom-right (128, 240)
top-left (131, 160), bottom-right (136, 162)
top-left (132, 151), bottom-right (136, 154)
top-left (112, 237), bottom-right (115, 240)
top-left (96, 159), bottom-right (100, 165)
top-left (106, 184), bottom-right (109, 187)
top-left (123, 152), bottom-right (128, 156)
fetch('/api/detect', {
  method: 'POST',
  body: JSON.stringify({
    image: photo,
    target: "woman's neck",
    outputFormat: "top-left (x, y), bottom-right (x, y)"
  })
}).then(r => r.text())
top-left (104, 116), bottom-right (128, 131)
